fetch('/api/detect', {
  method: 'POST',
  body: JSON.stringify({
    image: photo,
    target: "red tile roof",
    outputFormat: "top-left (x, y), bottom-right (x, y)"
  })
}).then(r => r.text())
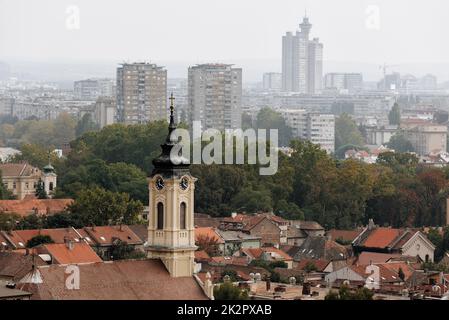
top-left (210, 256), bottom-right (250, 266)
top-left (328, 229), bottom-right (362, 242)
top-left (362, 228), bottom-right (401, 248)
top-left (36, 243), bottom-right (102, 265)
top-left (194, 250), bottom-right (211, 261)
top-left (241, 247), bottom-right (292, 261)
top-left (350, 264), bottom-right (400, 283)
top-left (0, 163), bottom-right (40, 177)
top-left (6, 228), bottom-right (85, 248)
top-left (356, 252), bottom-right (402, 265)
top-left (81, 225), bottom-right (143, 246)
top-left (0, 199), bottom-right (73, 217)
top-left (195, 227), bottom-right (224, 244)
top-left (296, 259), bottom-right (330, 272)
top-left (378, 262), bottom-right (415, 281)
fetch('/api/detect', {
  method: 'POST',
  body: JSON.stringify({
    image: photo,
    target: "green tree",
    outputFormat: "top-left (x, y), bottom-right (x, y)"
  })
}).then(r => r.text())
top-left (388, 103), bottom-right (401, 125)
top-left (26, 235), bottom-right (54, 248)
top-left (35, 178), bottom-right (48, 199)
top-left (0, 213), bottom-right (20, 231)
top-left (109, 239), bottom-right (145, 260)
top-left (76, 113), bottom-right (99, 137)
top-left (387, 132), bottom-right (414, 153)
top-left (256, 107), bottom-right (292, 147)
top-left (53, 112), bottom-right (76, 147)
top-left (67, 186), bottom-right (143, 226)
top-left (213, 282), bottom-right (249, 300)
top-left (335, 113), bottom-right (365, 151)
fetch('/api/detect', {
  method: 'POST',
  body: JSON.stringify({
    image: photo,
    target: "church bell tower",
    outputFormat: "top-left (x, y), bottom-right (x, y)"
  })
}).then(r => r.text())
top-left (147, 93), bottom-right (197, 277)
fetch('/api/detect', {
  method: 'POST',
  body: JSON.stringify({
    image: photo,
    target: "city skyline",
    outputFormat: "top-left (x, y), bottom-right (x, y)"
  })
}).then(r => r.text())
top-left (1, 0), bottom-right (449, 82)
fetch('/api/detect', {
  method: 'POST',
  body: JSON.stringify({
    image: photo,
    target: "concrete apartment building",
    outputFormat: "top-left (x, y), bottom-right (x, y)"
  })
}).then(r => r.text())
top-left (94, 97), bottom-right (116, 129)
top-left (403, 124), bottom-right (447, 155)
top-left (324, 73), bottom-right (363, 93)
top-left (281, 109), bottom-right (335, 153)
top-left (188, 64), bottom-right (242, 131)
top-left (282, 16), bottom-right (323, 94)
top-left (262, 73), bottom-right (282, 91)
top-left (116, 63), bottom-right (167, 125)
top-left (74, 78), bottom-right (115, 101)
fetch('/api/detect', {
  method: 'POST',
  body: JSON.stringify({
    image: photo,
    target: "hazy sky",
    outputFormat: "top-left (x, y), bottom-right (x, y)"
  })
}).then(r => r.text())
top-left (1, 0), bottom-right (449, 80)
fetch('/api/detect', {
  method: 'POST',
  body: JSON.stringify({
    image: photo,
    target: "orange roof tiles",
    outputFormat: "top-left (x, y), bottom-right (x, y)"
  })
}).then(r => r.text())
top-left (379, 262), bottom-right (415, 281)
top-left (36, 243), bottom-right (102, 265)
top-left (210, 256), bottom-right (249, 266)
top-left (0, 199), bottom-right (73, 217)
top-left (356, 252), bottom-right (402, 265)
top-left (328, 229), bottom-right (362, 242)
top-left (194, 250), bottom-right (211, 261)
top-left (81, 225), bottom-right (142, 246)
top-left (195, 227), bottom-right (224, 244)
top-left (296, 259), bottom-right (330, 272)
top-left (363, 228), bottom-right (401, 248)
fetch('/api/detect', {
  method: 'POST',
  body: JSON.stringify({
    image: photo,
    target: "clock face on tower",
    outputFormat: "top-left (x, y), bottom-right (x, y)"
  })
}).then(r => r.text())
top-left (180, 177), bottom-right (189, 190)
top-left (155, 177), bottom-right (165, 190)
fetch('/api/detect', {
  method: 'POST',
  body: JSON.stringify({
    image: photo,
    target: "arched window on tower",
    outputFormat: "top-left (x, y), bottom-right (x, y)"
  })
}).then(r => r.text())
top-left (49, 182), bottom-right (54, 191)
top-left (180, 202), bottom-right (186, 229)
top-left (157, 202), bottom-right (164, 230)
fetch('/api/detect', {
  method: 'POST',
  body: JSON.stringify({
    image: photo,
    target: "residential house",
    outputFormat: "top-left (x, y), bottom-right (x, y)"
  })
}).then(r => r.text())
top-left (0, 251), bottom-right (46, 282)
top-left (215, 229), bottom-right (261, 256)
top-left (293, 236), bottom-right (351, 262)
top-left (325, 264), bottom-right (403, 290)
top-left (352, 220), bottom-right (435, 262)
top-left (220, 213), bottom-right (283, 246)
top-left (0, 225), bottom-right (144, 259)
top-left (238, 247), bottom-right (293, 269)
top-left (194, 213), bottom-right (221, 228)
top-left (194, 227), bottom-right (225, 255)
top-left (80, 225), bottom-right (143, 260)
top-left (327, 229), bottom-right (363, 245)
top-left (34, 241), bottom-right (102, 265)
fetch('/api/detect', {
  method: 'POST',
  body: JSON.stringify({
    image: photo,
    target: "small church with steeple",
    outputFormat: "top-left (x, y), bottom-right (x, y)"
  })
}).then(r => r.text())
top-left (146, 94), bottom-right (197, 277)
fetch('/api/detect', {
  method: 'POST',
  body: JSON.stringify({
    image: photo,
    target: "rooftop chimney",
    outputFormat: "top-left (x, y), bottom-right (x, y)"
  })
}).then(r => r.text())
top-left (368, 219), bottom-right (376, 230)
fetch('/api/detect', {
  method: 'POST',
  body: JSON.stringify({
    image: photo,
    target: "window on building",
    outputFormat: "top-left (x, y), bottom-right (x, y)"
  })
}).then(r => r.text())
top-left (180, 202), bottom-right (186, 230)
top-left (157, 202), bottom-right (164, 230)
top-left (49, 182), bottom-right (54, 191)
top-left (12, 182), bottom-right (16, 189)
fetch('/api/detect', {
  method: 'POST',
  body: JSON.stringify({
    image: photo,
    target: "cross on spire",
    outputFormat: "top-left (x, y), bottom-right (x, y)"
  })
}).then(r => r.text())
top-left (169, 93), bottom-right (175, 115)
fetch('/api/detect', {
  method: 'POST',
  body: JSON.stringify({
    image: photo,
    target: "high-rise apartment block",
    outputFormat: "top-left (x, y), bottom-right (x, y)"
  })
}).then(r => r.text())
top-left (263, 72), bottom-right (282, 91)
top-left (281, 109), bottom-right (335, 153)
top-left (282, 16), bottom-right (323, 94)
top-left (324, 73), bottom-right (363, 93)
top-left (74, 78), bottom-right (115, 100)
top-left (116, 63), bottom-right (167, 124)
top-left (188, 64), bottom-right (242, 131)
top-left (94, 97), bottom-right (116, 129)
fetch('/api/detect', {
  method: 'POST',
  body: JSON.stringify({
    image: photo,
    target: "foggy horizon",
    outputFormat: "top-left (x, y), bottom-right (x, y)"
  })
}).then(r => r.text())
top-left (1, 0), bottom-right (449, 82)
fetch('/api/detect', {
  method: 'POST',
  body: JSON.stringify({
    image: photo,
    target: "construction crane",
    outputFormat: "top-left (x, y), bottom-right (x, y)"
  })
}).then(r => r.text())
top-left (379, 63), bottom-right (399, 90)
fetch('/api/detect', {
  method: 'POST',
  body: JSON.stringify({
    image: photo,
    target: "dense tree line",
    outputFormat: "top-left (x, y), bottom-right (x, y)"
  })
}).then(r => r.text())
top-left (4, 116), bottom-right (449, 230)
